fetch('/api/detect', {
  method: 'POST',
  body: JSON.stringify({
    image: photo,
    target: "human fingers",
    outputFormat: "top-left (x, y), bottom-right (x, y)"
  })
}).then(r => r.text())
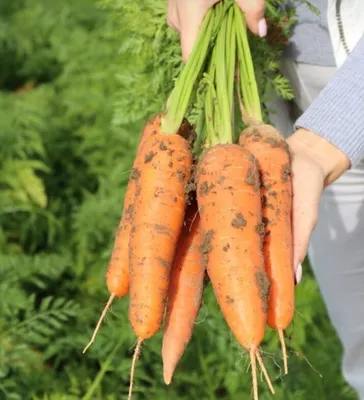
top-left (167, 0), bottom-right (220, 62)
top-left (287, 144), bottom-right (324, 284)
top-left (235, 0), bottom-right (267, 37)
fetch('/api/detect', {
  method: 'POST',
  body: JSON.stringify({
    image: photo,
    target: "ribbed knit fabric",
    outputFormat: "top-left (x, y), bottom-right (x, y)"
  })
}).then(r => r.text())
top-left (295, 34), bottom-right (364, 166)
top-left (285, 1), bottom-right (336, 66)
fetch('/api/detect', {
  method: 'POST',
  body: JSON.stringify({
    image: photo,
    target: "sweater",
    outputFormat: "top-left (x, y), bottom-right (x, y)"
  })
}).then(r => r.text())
top-left (284, 0), bottom-right (364, 166)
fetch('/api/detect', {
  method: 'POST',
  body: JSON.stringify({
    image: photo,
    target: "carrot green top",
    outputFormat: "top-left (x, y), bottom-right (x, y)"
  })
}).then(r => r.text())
top-left (160, 0), bottom-right (264, 149)
top-left (160, 10), bottom-right (215, 135)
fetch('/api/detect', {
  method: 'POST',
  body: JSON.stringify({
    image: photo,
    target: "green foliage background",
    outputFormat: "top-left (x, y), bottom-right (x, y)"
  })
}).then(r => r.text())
top-left (0, 0), bottom-right (358, 399)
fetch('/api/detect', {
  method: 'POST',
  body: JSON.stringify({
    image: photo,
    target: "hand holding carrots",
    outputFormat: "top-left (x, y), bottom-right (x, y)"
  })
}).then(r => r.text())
top-left (170, 0), bottom-right (351, 286)
top-left (287, 128), bottom-right (350, 283)
top-left (84, 2), bottom-right (302, 399)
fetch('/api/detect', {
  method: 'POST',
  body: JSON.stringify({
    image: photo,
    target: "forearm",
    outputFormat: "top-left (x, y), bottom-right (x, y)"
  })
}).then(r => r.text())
top-left (295, 34), bottom-right (364, 167)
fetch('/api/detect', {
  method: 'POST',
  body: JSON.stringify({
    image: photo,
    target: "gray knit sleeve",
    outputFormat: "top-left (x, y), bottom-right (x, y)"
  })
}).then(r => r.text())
top-left (294, 34), bottom-right (364, 166)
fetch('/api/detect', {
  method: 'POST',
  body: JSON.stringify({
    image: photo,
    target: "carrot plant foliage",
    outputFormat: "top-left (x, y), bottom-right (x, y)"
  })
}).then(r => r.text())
top-left (0, 0), bottom-right (358, 399)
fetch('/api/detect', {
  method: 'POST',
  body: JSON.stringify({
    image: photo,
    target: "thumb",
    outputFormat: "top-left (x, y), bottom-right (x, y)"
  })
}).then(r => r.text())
top-left (178, 0), bottom-right (220, 63)
top-left (290, 166), bottom-right (322, 283)
top-left (235, 0), bottom-right (267, 37)
top-left (291, 190), bottom-right (319, 272)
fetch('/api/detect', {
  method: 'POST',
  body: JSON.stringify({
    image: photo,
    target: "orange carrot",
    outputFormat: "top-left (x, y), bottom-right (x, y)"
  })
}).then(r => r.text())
top-left (239, 124), bottom-right (294, 374)
top-left (106, 114), bottom-right (163, 297)
top-left (162, 199), bottom-right (204, 385)
top-left (127, 120), bottom-right (193, 399)
top-left (83, 114), bottom-right (162, 353)
top-left (196, 144), bottom-right (272, 398)
top-left (129, 126), bottom-right (193, 339)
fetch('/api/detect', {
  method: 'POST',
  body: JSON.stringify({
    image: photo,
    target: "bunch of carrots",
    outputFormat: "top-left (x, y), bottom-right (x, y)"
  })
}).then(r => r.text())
top-left (83, 1), bottom-right (295, 399)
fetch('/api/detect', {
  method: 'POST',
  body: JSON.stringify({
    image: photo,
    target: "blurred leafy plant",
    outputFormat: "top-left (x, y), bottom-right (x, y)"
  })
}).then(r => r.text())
top-left (0, 1), bottom-right (358, 400)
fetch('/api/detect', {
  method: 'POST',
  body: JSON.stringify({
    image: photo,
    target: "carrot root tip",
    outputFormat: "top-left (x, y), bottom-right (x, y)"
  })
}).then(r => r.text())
top-left (250, 349), bottom-right (258, 400)
top-left (162, 352), bottom-right (175, 386)
top-left (128, 338), bottom-right (143, 400)
top-left (82, 293), bottom-right (116, 354)
top-left (164, 374), bottom-right (172, 386)
top-left (256, 351), bottom-right (275, 395)
top-left (278, 329), bottom-right (288, 375)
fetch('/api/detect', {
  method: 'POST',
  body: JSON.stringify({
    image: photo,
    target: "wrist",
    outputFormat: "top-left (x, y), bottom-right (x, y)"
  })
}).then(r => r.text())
top-left (287, 129), bottom-right (351, 186)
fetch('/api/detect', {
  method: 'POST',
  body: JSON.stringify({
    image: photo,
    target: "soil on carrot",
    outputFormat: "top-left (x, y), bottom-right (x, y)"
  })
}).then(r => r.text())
top-left (199, 230), bottom-right (214, 269)
top-left (125, 204), bottom-right (134, 219)
top-left (130, 168), bottom-right (141, 181)
top-left (200, 230), bottom-right (214, 254)
top-left (155, 224), bottom-right (173, 238)
top-left (262, 216), bottom-right (269, 226)
top-left (264, 136), bottom-right (289, 150)
top-left (255, 271), bottom-right (270, 313)
top-left (245, 167), bottom-right (259, 191)
top-left (217, 175), bottom-right (225, 184)
top-left (135, 185), bottom-right (141, 197)
top-left (144, 151), bottom-right (156, 163)
top-left (281, 164), bottom-right (291, 183)
top-left (177, 169), bottom-right (187, 183)
top-left (268, 190), bottom-right (278, 199)
top-left (255, 222), bottom-right (265, 237)
top-left (157, 257), bottom-right (170, 269)
top-left (199, 181), bottom-right (215, 196)
top-left (242, 126), bottom-right (290, 151)
top-left (184, 162), bottom-right (197, 202)
top-left (154, 187), bottom-right (164, 198)
top-left (159, 140), bottom-right (167, 151)
top-left (231, 213), bottom-right (247, 229)
top-left (185, 181), bottom-right (196, 197)
top-left (225, 295), bottom-right (234, 304)
top-left (223, 243), bottom-right (230, 252)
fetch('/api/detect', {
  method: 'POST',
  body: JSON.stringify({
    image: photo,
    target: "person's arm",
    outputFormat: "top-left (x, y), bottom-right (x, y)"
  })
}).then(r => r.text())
top-left (286, 37), bottom-right (364, 279)
top-left (294, 34), bottom-right (364, 168)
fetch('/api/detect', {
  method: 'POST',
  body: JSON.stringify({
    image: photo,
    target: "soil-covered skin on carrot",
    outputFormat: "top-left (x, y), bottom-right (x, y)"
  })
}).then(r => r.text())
top-left (129, 122), bottom-right (193, 340)
top-left (239, 124), bottom-right (294, 331)
top-left (196, 144), bottom-right (269, 350)
top-left (106, 113), bottom-right (163, 297)
top-left (162, 199), bottom-right (204, 385)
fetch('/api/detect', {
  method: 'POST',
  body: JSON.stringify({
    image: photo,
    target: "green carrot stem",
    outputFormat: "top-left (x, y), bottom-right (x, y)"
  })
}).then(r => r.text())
top-left (234, 3), bottom-right (263, 123)
top-left (204, 68), bottom-right (217, 148)
top-left (161, 10), bottom-right (214, 134)
top-left (226, 7), bottom-right (236, 114)
top-left (212, 10), bottom-right (232, 145)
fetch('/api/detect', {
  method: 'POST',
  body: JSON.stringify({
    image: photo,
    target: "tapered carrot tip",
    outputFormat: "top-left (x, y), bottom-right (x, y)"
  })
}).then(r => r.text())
top-left (162, 337), bottom-right (180, 385)
top-left (83, 293), bottom-right (116, 354)
top-left (128, 338), bottom-right (143, 400)
top-left (278, 329), bottom-right (288, 375)
top-left (250, 349), bottom-right (258, 400)
top-left (256, 351), bottom-right (275, 394)
top-left (162, 348), bottom-right (178, 385)
top-left (163, 366), bottom-right (173, 385)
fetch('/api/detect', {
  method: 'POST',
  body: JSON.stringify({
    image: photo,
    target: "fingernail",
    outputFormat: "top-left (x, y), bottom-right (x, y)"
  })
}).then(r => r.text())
top-left (295, 263), bottom-right (302, 285)
top-left (258, 18), bottom-right (267, 37)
